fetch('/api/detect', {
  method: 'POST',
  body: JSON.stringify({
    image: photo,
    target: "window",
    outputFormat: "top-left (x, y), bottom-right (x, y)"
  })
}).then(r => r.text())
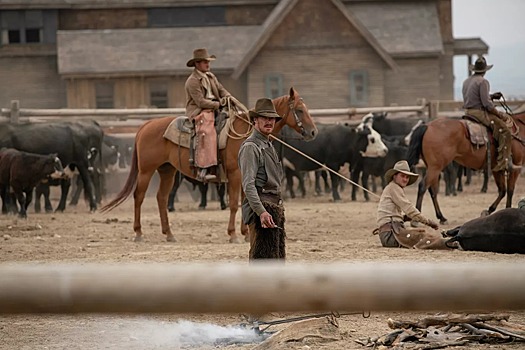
top-left (148, 7), bottom-right (226, 27)
top-left (95, 82), bottom-right (114, 108)
top-left (264, 74), bottom-right (284, 99)
top-left (0, 10), bottom-right (44, 45)
top-left (149, 81), bottom-right (168, 108)
top-left (349, 70), bottom-right (369, 106)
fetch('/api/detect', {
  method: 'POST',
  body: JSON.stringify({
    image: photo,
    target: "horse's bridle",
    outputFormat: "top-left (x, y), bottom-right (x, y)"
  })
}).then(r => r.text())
top-left (285, 97), bottom-right (307, 137)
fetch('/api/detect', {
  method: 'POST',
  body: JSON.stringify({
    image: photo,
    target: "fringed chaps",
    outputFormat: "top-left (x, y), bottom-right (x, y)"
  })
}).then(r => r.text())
top-left (250, 201), bottom-right (286, 260)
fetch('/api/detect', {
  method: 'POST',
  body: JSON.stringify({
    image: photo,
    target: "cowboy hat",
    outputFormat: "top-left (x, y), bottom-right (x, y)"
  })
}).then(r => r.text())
top-left (186, 48), bottom-right (216, 67)
top-left (469, 56), bottom-right (493, 73)
top-left (384, 160), bottom-right (419, 185)
top-left (249, 98), bottom-right (282, 122)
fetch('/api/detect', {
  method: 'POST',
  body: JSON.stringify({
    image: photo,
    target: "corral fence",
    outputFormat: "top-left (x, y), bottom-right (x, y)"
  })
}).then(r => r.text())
top-left (2, 99), bottom-right (525, 131)
top-left (0, 261), bottom-right (524, 314)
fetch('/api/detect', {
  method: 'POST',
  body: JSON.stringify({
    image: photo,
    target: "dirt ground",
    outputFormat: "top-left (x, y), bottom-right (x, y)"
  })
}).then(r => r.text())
top-left (1, 174), bottom-right (525, 350)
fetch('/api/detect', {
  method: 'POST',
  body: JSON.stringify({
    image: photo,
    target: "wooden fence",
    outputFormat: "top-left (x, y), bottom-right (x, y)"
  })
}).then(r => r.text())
top-left (0, 261), bottom-right (524, 314)
top-left (2, 99), bottom-right (524, 131)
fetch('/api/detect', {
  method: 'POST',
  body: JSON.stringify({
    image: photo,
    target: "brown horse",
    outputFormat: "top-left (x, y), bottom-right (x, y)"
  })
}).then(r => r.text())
top-left (101, 87), bottom-right (318, 242)
top-left (407, 112), bottom-right (525, 224)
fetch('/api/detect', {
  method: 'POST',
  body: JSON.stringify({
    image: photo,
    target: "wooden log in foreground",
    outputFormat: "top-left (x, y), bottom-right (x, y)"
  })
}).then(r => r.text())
top-left (0, 262), bottom-right (524, 314)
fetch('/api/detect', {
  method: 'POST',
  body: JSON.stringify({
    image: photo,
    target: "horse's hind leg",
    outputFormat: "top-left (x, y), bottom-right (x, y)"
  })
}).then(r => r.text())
top-left (157, 164), bottom-right (176, 242)
top-left (505, 170), bottom-right (521, 208)
top-left (133, 170), bottom-right (155, 242)
top-left (227, 168), bottom-right (244, 243)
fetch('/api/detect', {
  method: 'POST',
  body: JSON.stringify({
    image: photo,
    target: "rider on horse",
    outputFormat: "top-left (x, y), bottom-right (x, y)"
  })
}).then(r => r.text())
top-left (462, 56), bottom-right (514, 172)
top-left (185, 48), bottom-right (235, 181)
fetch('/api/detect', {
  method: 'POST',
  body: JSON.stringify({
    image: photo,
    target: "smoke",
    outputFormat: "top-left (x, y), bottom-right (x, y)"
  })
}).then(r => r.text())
top-left (75, 317), bottom-right (269, 349)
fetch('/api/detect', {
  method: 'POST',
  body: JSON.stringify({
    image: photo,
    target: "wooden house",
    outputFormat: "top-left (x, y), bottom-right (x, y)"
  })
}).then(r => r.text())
top-left (0, 0), bottom-right (488, 110)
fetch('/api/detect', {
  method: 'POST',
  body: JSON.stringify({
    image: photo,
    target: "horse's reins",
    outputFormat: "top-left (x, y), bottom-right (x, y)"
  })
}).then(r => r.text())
top-left (498, 96), bottom-right (525, 146)
top-left (229, 97), bottom-right (379, 199)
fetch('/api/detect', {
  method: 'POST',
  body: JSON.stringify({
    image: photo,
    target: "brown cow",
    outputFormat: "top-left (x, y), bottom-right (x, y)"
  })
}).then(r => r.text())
top-left (0, 148), bottom-right (64, 218)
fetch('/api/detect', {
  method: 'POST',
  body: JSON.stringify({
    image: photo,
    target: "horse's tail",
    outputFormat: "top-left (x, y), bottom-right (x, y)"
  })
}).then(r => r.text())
top-left (99, 143), bottom-right (138, 213)
top-left (407, 124), bottom-right (428, 169)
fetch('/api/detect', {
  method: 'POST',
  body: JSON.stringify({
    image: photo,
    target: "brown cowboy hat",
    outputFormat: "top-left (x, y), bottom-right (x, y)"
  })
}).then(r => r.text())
top-left (186, 48), bottom-right (216, 67)
top-left (384, 160), bottom-right (419, 186)
top-left (469, 56), bottom-right (493, 73)
top-left (249, 98), bottom-right (282, 122)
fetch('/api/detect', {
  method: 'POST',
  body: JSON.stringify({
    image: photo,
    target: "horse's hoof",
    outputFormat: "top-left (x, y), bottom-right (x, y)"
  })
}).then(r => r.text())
top-left (439, 219), bottom-right (448, 225)
top-left (229, 236), bottom-right (242, 244)
top-left (480, 209), bottom-right (490, 217)
top-left (133, 235), bottom-right (143, 242)
top-left (168, 207), bottom-right (175, 212)
top-left (244, 234), bottom-right (250, 243)
top-left (166, 234), bottom-right (177, 242)
top-left (198, 206), bottom-right (206, 211)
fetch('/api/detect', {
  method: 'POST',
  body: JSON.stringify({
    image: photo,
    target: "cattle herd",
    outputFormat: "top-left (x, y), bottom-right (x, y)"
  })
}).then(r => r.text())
top-left (1, 113), bottom-right (524, 254)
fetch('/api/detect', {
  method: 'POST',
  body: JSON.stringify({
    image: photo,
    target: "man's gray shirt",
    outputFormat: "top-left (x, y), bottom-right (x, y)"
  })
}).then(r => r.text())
top-left (238, 129), bottom-right (282, 223)
top-left (462, 74), bottom-right (495, 111)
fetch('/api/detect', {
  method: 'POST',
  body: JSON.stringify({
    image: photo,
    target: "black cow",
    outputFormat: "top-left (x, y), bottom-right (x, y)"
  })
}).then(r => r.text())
top-left (68, 137), bottom-right (121, 207)
top-left (167, 171), bottom-right (227, 212)
top-left (370, 112), bottom-right (427, 137)
top-left (279, 118), bottom-right (387, 202)
top-left (351, 137), bottom-right (408, 201)
top-left (444, 208), bottom-right (525, 254)
top-left (0, 121), bottom-right (104, 212)
top-left (103, 133), bottom-right (135, 169)
top-left (0, 148), bottom-right (64, 218)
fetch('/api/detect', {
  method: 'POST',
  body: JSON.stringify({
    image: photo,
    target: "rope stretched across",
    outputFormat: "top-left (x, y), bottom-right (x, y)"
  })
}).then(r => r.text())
top-left (227, 102), bottom-right (379, 199)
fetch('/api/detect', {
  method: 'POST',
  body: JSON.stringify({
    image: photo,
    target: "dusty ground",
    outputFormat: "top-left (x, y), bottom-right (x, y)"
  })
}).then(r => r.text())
top-left (1, 174), bottom-right (525, 350)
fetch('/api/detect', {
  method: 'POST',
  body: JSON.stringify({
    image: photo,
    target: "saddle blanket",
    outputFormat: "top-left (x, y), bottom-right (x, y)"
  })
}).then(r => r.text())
top-left (163, 116), bottom-right (233, 150)
top-left (462, 118), bottom-right (488, 146)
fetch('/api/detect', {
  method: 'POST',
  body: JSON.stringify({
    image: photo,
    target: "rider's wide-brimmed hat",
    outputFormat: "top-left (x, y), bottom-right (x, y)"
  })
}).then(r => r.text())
top-left (186, 48), bottom-right (216, 67)
top-left (469, 56), bottom-right (493, 73)
top-left (384, 160), bottom-right (419, 186)
top-left (249, 98), bottom-right (282, 122)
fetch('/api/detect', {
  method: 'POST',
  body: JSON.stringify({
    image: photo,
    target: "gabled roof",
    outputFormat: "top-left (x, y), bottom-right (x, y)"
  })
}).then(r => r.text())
top-left (232, 0), bottom-right (397, 79)
top-left (57, 26), bottom-right (262, 76)
top-left (346, 1), bottom-right (444, 57)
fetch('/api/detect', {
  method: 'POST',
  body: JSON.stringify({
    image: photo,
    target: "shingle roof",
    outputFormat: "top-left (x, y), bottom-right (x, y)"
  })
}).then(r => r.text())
top-left (57, 26), bottom-right (262, 76)
top-left (346, 1), bottom-right (443, 57)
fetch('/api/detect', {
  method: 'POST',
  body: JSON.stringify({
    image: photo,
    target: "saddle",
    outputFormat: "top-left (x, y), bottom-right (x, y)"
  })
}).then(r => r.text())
top-left (460, 116), bottom-right (489, 146)
top-left (163, 115), bottom-right (233, 150)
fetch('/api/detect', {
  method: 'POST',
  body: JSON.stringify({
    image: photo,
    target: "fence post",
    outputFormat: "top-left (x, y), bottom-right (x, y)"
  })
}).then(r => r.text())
top-left (428, 100), bottom-right (439, 120)
top-left (10, 100), bottom-right (20, 124)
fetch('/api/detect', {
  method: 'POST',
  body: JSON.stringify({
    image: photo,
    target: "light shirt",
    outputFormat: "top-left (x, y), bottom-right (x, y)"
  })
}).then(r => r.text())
top-left (194, 69), bottom-right (216, 100)
top-left (377, 181), bottom-right (426, 227)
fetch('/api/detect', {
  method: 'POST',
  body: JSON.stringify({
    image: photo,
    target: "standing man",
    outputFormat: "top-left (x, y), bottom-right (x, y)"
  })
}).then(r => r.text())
top-left (462, 56), bottom-right (513, 172)
top-left (375, 160), bottom-right (455, 250)
top-left (185, 48), bottom-right (232, 181)
top-left (239, 98), bottom-right (285, 260)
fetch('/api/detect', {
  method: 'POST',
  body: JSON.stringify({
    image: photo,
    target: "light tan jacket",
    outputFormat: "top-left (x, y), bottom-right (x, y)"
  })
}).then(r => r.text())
top-left (185, 69), bottom-right (231, 119)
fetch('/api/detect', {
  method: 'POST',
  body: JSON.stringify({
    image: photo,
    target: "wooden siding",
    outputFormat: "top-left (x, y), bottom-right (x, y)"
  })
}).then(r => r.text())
top-left (65, 73), bottom-right (246, 109)
top-left (225, 4), bottom-right (274, 25)
top-left (247, 0), bottom-right (386, 108)
top-left (0, 56), bottom-right (66, 108)
top-left (384, 57), bottom-right (441, 106)
top-left (59, 9), bottom-right (148, 30)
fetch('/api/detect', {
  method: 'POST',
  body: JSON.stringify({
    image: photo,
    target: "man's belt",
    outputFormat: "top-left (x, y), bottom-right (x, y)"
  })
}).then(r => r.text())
top-left (256, 188), bottom-right (283, 205)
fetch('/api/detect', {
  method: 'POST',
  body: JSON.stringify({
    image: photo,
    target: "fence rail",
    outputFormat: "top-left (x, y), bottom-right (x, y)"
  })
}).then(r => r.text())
top-left (0, 262), bottom-right (524, 314)
top-left (2, 99), bottom-right (525, 128)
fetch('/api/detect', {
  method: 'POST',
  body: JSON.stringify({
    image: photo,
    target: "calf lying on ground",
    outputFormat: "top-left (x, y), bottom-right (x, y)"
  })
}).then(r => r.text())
top-left (0, 148), bottom-right (64, 218)
top-left (444, 207), bottom-right (525, 254)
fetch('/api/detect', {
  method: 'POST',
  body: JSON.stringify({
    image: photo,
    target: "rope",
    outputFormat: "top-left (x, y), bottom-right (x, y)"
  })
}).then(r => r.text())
top-left (228, 99), bottom-right (380, 199)
top-left (225, 96), bottom-right (253, 139)
top-left (270, 134), bottom-right (381, 200)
